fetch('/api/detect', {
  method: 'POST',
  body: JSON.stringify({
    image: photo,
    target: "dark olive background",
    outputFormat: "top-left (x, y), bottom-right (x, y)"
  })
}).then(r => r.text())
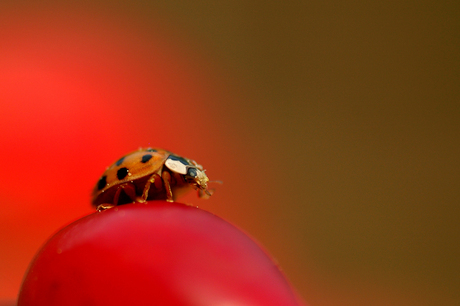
top-left (0, 1), bottom-right (459, 305)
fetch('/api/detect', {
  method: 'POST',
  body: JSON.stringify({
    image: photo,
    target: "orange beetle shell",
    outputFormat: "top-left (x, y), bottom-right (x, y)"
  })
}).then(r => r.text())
top-left (91, 148), bottom-right (210, 207)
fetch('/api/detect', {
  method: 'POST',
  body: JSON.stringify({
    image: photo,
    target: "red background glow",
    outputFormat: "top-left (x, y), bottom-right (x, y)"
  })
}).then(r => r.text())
top-left (0, 5), bottom-right (232, 298)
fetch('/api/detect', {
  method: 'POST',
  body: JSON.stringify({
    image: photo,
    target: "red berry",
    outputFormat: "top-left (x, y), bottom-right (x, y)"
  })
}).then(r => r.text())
top-left (18, 201), bottom-right (305, 306)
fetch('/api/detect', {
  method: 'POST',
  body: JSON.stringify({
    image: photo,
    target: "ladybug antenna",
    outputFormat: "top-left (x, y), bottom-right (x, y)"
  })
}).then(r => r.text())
top-left (209, 180), bottom-right (223, 184)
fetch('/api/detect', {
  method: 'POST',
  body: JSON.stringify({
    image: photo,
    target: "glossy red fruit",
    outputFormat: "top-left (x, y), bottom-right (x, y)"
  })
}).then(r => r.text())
top-left (18, 201), bottom-right (305, 306)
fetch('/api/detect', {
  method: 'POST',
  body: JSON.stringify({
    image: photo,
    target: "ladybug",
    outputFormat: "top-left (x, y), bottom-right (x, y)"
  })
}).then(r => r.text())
top-left (92, 148), bottom-right (213, 211)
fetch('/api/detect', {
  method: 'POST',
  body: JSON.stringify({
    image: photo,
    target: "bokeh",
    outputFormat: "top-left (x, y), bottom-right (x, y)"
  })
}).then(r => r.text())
top-left (1, 1), bottom-right (459, 306)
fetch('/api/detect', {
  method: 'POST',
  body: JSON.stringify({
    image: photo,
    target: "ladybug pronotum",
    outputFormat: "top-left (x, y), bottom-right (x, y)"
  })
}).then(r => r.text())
top-left (92, 148), bottom-right (213, 211)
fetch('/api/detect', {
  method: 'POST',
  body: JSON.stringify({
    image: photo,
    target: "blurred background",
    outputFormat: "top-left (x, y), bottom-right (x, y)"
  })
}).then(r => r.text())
top-left (0, 1), bottom-right (459, 305)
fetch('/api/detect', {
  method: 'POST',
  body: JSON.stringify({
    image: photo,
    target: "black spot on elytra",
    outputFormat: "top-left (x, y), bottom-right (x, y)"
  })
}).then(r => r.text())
top-left (97, 176), bottom-right (107, 190)
top-left (115, 156), bottom-right (125, 166)
top-left (117, 167), bottom-right (129, 180)
top-left (141, 154), bottom-right (153, 163)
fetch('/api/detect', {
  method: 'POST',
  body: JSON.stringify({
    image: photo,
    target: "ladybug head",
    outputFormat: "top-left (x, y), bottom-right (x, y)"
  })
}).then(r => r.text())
top-left (184, 167), bottom-right (210, 195)
top-left (165, 155), bottom-right (211, 196)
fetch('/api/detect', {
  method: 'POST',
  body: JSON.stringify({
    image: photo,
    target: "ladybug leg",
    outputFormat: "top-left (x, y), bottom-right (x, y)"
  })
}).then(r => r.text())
top-left (198, 188), bottom-right (214, 199)
top-left (140, 173), bottom-right (162, 202)
top-left (161, 171), bottom-right (174, 202)
top-left (96, 203), bottom-right (116, 212)
top-left (113, 182), bottom-right (138, 204)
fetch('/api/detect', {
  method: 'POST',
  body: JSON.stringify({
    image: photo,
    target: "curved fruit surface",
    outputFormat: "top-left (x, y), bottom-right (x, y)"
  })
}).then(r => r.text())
top-left (18, 201), bottom-right (305, 306)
